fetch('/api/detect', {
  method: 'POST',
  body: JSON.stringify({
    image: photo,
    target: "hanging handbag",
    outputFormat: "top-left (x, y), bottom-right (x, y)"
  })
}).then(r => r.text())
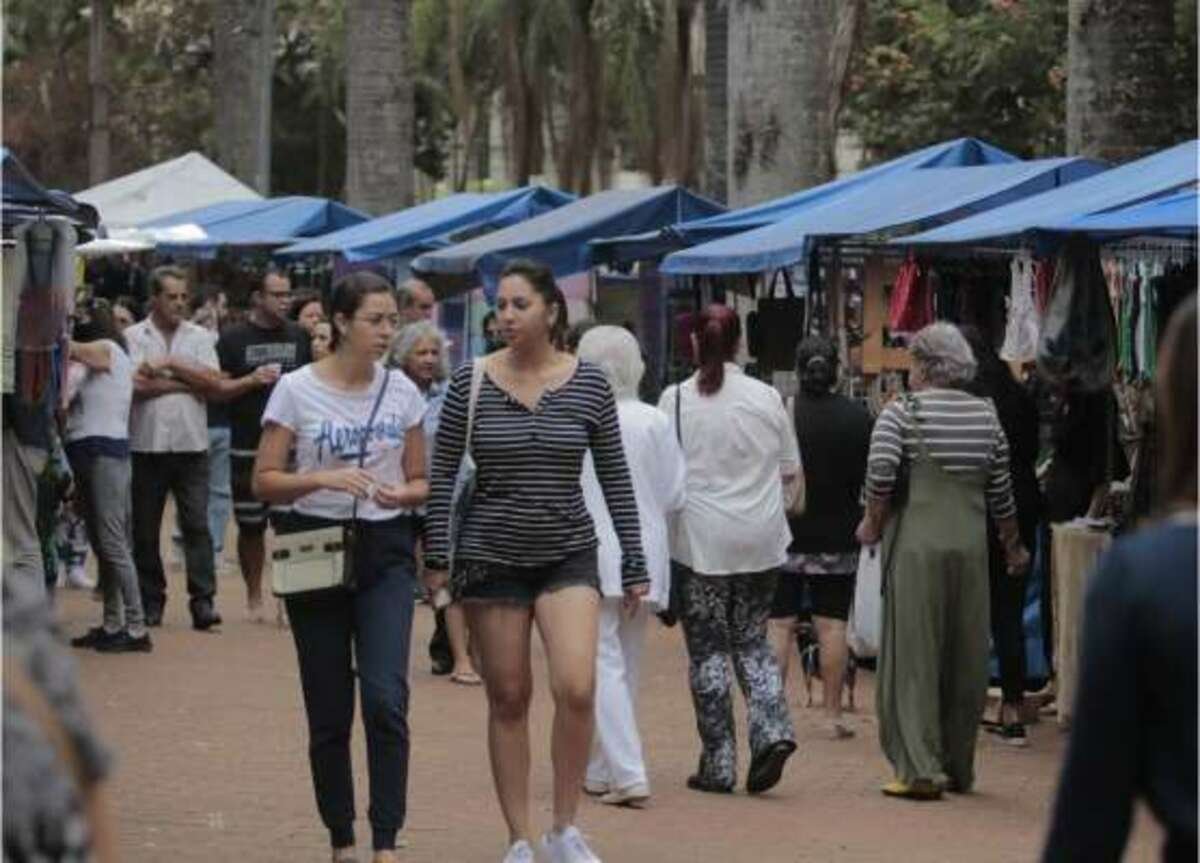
top-left (447, 357), bottom-right (488, 573)
top-left (272, 369), bottom-right (392, 596)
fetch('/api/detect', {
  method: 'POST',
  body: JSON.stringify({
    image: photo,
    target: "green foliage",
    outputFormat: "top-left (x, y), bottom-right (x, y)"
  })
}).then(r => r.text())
top-left (844, 0), bottom-right (1068, 160)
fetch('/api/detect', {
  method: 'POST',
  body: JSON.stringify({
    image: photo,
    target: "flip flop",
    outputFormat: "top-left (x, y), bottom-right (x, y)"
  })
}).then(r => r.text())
top-left (450, 670), bottom-right (482, 686)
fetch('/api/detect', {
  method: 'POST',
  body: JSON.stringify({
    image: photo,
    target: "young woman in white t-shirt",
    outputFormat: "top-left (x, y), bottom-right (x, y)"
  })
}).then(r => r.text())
top-left (253, 272), bottom-right (429, 863)
top-left (63, 301), bottom-right (150, 653)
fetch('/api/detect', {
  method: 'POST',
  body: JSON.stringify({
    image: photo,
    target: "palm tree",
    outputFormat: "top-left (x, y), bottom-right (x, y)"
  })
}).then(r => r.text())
top-left (1066, 0), bottom-right (1177, 161)
top-left (213, 0), bottom-right (275, 194)
top-left (703, 0), bottom-right (729, 203)
top-left (726, 0), bottom-right (863, 207)
top-left (345, 0), bottom-right (413, 214)
top-left (88, 0), bottom-right (111, 185)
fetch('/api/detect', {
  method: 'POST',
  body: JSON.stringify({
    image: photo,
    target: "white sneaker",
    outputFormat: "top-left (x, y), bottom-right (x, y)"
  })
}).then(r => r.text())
top-left (582, 778), bottom-right (609, 796)
top-left (540, 826), bottom-right (602, 863)
top-left (502, 839), bottom-right (536, 863)
top-left (64, 565), bottom-right (95, 590)
top-left (599, 781), bottom-right (651, 808)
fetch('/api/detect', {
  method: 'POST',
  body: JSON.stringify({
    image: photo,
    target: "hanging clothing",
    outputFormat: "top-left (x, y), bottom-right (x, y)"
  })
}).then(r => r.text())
top-left (887, 257), bottom-right (934, 335)
top-left (1001, 253), bottom-right (1039, 363)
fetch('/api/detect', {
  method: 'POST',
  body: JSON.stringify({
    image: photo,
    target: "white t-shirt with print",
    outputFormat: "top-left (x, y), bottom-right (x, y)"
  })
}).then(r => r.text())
top-left (262, 363), bottom-right (427, 521)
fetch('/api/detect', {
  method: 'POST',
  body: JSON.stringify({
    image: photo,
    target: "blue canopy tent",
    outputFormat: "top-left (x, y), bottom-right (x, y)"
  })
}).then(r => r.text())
top-left (589, 137), bottom-right (1018, 266)
top-left (1046, 188), bottom-right (1198, 238)
top-left (659, 157), bottom-right (1105, 275)
top-left (143, 196), bottom-right (369, 258)
top-left (2, 147), bottom-right (99, 229)
top-left (898, 140), bottom-right (1199, 246)
top-left (275, 186), bottom-right (574, 263)
top-left (411, 185), bottom-right (724, 295)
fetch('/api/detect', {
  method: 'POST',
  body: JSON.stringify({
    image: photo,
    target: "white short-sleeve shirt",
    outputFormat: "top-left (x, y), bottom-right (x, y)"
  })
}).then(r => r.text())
top-left (658, 364), bottom-right (801, 575)
top-left (262, 363), bottom-right (426, 521)
top-left (126, 319), bottom-right (219, 453)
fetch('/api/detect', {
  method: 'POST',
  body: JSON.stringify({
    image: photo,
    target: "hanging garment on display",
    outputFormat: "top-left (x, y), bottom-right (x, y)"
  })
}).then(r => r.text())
top-left (10, 217), bottom-right (76, 403)
top-left (1001, 253), bottom-right (1040, 363)
top-left (887, 256), bottom-right (934, 335)
top-left (1033, 258), bottom-right (1055, 315)
top-left (1037, 237), bottom-right (1116, 392)
top-left (1135, 261), bottom-right (1159, 381)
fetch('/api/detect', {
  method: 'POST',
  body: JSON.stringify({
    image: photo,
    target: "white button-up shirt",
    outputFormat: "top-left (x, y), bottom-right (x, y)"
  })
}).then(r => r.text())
top-left (126, 318), bottom-right (219, 453)
top-left (658, 364), bottom-right (801, 576)
top-left (582, 399), bottom-right (687, 609)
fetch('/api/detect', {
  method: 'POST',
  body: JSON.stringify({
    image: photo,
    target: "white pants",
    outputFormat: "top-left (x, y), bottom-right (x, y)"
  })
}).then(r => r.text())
top-left (587, 597), bottom-right (649, 790)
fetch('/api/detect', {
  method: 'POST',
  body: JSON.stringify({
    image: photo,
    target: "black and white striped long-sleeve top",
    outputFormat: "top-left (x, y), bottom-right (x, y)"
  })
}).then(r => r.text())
top-left (424, 359), bottom-right (648, 588)
top-left (866, 388), bottom-right (1017, 519)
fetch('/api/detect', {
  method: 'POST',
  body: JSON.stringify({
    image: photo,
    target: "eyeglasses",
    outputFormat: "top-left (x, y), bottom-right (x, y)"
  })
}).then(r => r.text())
top-left (354, 314), bottom-right (401, 328)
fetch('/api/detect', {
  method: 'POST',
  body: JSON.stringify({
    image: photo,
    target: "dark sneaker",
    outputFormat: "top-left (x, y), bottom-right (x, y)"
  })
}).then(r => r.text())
top-left (746, 739), bottom-right (798, 794)
top-left (986, 722), bottom-right (1028, 748)
top-left (189, 598), bottom-right (222, 631)
top-left (70, 626), bottom-right (114, 649)
top-left (95, 630), bottom-right (153, 653)
top-left (144, 604), bottom-right (164, 627)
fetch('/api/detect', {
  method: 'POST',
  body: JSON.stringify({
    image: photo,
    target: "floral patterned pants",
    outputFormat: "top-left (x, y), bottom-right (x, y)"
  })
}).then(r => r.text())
top-left (678, 567), bottom-right (795, 787)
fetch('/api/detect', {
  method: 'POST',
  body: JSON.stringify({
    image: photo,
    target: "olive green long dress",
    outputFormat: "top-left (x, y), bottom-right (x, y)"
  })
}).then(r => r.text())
top-left (877, 420), bottom-right (991, 791)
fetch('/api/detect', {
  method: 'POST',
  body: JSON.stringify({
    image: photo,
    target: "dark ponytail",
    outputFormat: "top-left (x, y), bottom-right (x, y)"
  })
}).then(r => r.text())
top-left (795, 335), bottom-right (837, 396)
top-left (499, 258), bottom-right (569, 349)
top-left (695, 304), bottom-right (740, 396)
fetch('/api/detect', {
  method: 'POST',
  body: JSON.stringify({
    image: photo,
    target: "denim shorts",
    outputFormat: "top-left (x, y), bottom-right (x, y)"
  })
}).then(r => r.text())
top-left (453, 548), bottom-right (600, 606)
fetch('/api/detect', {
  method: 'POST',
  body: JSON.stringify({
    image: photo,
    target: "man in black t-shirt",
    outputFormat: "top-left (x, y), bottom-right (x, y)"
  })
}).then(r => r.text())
top-left (212, 269), bottom-right (311, 620)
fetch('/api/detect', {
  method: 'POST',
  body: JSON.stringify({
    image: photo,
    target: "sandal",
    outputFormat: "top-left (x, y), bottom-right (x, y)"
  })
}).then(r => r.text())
top-left (450, 670), bottom-right (482, 686)
top-left (881, 778), bottom-right (943, 801)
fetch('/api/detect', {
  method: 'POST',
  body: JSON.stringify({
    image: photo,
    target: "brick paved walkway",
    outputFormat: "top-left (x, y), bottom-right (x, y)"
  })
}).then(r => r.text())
top-left (56, 563), bottom-right (1161, 863)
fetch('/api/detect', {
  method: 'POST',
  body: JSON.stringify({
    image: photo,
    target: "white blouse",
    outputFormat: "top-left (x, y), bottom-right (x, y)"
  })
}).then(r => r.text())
top-left (658, 364), bottom-right (801, 576)
top-left (581, 399), bottom-right (686, 608)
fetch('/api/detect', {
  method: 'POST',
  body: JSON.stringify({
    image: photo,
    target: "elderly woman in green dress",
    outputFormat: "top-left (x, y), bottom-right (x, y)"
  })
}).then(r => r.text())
top-left (856, 323), bottom-right (1030, 801)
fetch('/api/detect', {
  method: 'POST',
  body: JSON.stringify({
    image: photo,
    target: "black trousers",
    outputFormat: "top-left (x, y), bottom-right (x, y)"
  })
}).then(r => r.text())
top-left (988, 527), bottom-right (1027, 706)
top-left (131, 451), bottom-right (215, 610)
top-left (286, 516), bottom-right (417, 852)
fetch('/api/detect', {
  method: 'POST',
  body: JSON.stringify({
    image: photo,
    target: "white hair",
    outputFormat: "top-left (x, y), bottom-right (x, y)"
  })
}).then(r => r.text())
top-left (910, 322), bottom-right (977, 388)
top-left (389, 321), bottom-right (449, 381)
top-left (576, 325), bottom-right (644, 401)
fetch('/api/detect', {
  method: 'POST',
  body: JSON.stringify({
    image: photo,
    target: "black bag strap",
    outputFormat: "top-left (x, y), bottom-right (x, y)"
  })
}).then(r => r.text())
top-left (350, 368), bottom-right (391, 522)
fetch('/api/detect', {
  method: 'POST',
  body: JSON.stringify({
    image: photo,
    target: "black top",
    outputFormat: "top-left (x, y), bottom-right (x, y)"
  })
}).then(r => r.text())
top-left (968, 371), bottom-right (1042, 544)
top-left (788, 392), bottom-right (872, 554)
top-left (425, 360), bottom-right (647, 588)
top-left (216, 319), bottom-right (311, 452)
top-left (1042, 520), bottom-right (1197, 863)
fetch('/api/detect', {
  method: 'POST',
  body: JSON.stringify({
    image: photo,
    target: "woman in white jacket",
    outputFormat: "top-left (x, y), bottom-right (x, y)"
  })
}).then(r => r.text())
top-left (577, 326), bottom-right (686, 808)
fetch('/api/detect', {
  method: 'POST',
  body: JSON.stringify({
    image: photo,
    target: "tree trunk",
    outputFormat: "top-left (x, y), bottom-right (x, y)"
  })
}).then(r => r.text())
top-left (88, 0), bottom-right (111, 186)
top-left (447, 0), bottom-right (480, 191)
top-left (501, 8), bottom-right (538, 186)
top-left (345, 0), bottom-right (413, 214)
top-left (213, 0), bottom-right (274, 194)
top-left (1067, 0), bottom-right (1176, 161)
top-left (560, 0), bottom-right (602, 194)
top-left (726, 0), bottom-right (862, 207)
top-left (703, 0), bottom-right (728, 202)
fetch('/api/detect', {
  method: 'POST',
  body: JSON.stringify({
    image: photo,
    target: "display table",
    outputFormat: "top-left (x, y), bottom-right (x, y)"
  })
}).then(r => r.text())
top-left (1050, 521), bottom-right (1113, 727)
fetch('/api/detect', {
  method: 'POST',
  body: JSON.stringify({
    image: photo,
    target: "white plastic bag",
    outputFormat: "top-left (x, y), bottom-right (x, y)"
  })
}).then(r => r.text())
top-left (847, 544), bottom-right (882, 658)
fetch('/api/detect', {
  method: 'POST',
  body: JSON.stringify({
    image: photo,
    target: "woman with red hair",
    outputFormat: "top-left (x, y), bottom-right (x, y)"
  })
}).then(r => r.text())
top-left (657, 304), bottom-right (801, 796)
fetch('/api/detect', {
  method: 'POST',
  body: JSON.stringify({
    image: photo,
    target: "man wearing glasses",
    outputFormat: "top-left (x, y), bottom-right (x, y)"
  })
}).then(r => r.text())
top-left (213, 268), bottom-right (311, 621)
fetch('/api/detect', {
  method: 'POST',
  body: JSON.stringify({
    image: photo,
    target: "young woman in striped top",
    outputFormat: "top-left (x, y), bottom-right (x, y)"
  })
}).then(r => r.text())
top-left (424, 259), bottom-right (646, 863)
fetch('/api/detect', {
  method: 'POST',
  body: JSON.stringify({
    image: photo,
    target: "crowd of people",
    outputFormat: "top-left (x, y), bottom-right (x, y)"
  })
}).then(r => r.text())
top-left (16, 256), bottom-right (1197, 863)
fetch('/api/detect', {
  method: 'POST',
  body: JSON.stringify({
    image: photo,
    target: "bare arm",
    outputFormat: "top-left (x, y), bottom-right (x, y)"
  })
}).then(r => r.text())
top-left (132, 369), bottom-right (190, 401)
top-left (206, 366), bottom-right (279, 403)
top-left (373, 425), bottom-right (430, 509)
top-left (69, 341), bottom-right (112, 373)
top-left (160, 356), bottom-right (222, 398)
top-left (252, 422), bottom-right (375, 504)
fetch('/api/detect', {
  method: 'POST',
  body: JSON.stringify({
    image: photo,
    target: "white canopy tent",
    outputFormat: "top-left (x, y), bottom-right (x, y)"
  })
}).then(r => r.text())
top-left (76, 151), bottom-right (261, 229)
